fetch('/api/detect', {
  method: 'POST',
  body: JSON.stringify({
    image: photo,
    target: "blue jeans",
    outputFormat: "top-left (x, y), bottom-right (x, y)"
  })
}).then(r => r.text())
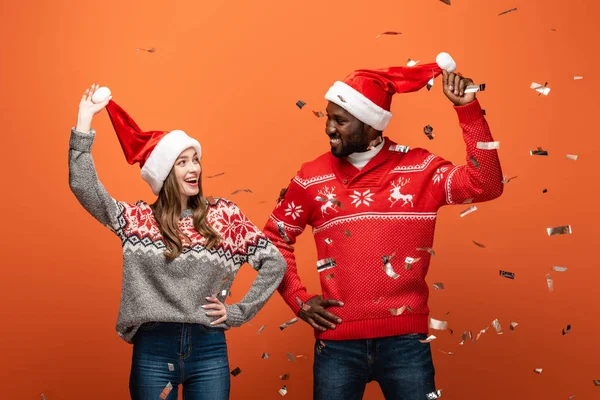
top-left (314, 334), bottom-right (436, 400)
top-left (129, 322), bottom-right (230, 400)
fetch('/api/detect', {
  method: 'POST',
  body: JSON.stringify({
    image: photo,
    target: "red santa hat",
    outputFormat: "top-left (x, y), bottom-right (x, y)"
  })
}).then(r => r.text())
top-left (105, 100), bottom-right (201, 195)
top-left (324, 52), bottom-right (456, 131)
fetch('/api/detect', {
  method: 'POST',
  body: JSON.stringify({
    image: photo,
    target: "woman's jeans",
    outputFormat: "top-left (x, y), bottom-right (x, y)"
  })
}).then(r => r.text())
top-left (129, 322), bottom-right (230, 400)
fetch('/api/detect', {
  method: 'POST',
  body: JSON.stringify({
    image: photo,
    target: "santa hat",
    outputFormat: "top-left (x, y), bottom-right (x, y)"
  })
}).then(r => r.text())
top-left (324, 52), bottom-right (456, 131)
top-left (105, 100), bottom-right (201, 195)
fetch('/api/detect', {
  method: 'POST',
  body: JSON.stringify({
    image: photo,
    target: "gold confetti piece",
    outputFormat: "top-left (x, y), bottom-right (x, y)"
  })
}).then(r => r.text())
top-left (404, 256), bottom-right (420, 270)
top-left (278, 385), bottom-right (288, 396)
top-left (476, 141), bottom-right (500, 150)
top-left (509, 322), bottom-right (519, 331)
top-left (433, 282), bottom-right (445, 290)
top-left (317, 257), bottom-right (336, 272)
top-left (460, 205), bottom-right (477, 217)
top-left (566, 154), bottom-right (579, 160)
top-left (231, 188), bottom-right (253, 195)
top-left (407, 59), bottom-right (420, 67)
top-left (438, 350), bottom-right (455, 355)
top-left (416, 247), bottom-right (436, 256)
top-left (296, 100), bottom-right (306, 109)
top-left (257, 325), bottom-right (266, 334)
top-left (500, 270), bottom-right (515, 279)
top-left (168, 363), bottom-right (175, 371)
top-left (574, 76), bottom-right (583, 80)
top-left (492, 319), bottom-right (503, 334)
top-left (426, 389), bottom-right (443, 399)
top-left (502, 175), bottom-right (518, 184)
top-left (262, 352), bottom-right (269, 359)
top-left (375, 31), bottom-right (402, 38)
top-left (280, 374), bottom-right (290, 380)
top-left (498, 7), bottom-right (517, 16)
top-left (472, 240), bottom-right (486, 248)
top-left (276, 221), bottom-right (291, 243)
top-left (231, 367), bottom-right (242, 376)
top-left (463, 198), bottom-right (474, 204)
top-left (137, 47), bottom-right (156, 53)
top-left (552, 266), bottom-right (568, 272)
top-left (546, 273), bottom-right (554, 292)
top-left (207, 172), bottom-right (225, 178)
top-left (562, 324), bottom-right (571, 335)
top-left (313, 110), bottom-right (325, 118)
top-left (531, 82), bottom-right (551, 95)
top-left (390, 306), bottom-right (408, 316)
top-left (547, 225), bottom-right (572, 236)
top-left (469, 156), bottom-right (480, 168)
top-left (279, 317), bottom-right (298, 330)
top-left (420, 335), bottom-right (437, 343)
top-left (429, 318), bottom-right (449, 330)
top-left (286, 353), bottom-right (296, 362)
top-left (475, 327), bottom-right (490, 341)
top-left (424, 125), bottom-right (434, 140)
top-left (344, 229), bottom-right (351, 237)
top-left (464, 84), bottom-right (486, 93)
top-left (382, 255), bottom-right (400, 279)
top-left (325, 273), bottom-right (335, 281)
top-left (534, 368), bottom-right (543, 374)
top-left (593, 380), bottom-right (600, 386)
top-left (159, 382), bottom-right (173, 399)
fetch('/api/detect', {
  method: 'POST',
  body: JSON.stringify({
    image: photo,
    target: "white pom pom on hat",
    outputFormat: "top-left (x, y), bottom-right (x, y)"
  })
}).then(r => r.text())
top-left (435, 52), bottom-right (456, 73)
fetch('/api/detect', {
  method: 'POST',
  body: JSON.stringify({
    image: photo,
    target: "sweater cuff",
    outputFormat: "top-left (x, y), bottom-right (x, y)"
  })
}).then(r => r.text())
top-left (454, 99), bottom-right (484, 125)
top-left (224, 303), bottom-right (244, 328)
top-left (70, 128), bottom-right (96, 152)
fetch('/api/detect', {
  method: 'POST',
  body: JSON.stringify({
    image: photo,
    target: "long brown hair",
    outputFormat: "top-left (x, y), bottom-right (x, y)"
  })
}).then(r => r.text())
top-left (150, 170), bottom-right (221, 260)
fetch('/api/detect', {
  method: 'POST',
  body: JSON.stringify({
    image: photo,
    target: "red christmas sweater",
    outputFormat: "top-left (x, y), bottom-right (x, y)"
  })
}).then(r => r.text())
top-left (263, 99), bottom-right (503, 340)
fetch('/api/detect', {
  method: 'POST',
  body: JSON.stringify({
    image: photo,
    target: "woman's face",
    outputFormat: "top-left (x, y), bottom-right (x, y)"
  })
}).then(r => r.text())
top-left (174, 147), bottom-right (201, 198)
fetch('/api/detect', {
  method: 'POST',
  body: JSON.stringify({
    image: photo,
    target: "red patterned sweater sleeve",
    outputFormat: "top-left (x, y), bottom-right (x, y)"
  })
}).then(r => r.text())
top-left (427, 99), bottom-right (504, 207)
top-left (262, 173), bottom-right (317, 315)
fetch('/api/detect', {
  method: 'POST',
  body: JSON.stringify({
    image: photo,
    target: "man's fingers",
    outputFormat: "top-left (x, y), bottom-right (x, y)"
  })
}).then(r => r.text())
top-left (459, 79), bottom-right (466, 96)
top-left (306, 317), bottom-right (328, 332)
top-left (321, 299), bottom-right (344, 308)
top-left (453, 75), bottom-right (461, 95)
top-left (312, 313), bottom-right (337, 329)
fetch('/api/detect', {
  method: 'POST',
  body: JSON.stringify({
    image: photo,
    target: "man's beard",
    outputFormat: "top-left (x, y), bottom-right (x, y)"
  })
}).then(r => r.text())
top-left (331, 139), bottom-right (370, 158)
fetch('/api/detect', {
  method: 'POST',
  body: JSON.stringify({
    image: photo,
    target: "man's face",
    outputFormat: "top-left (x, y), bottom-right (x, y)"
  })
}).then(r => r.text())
top-left (325, 102), bottom-right (371, 158)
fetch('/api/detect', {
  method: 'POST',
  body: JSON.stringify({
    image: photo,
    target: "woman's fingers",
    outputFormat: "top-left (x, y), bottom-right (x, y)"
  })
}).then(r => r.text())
top-left (211, 315), bottom-right (227, 325)
top-left (202, 303), bottom-right (222, 310)
top-left (205, 310), bottom-right (226, 316)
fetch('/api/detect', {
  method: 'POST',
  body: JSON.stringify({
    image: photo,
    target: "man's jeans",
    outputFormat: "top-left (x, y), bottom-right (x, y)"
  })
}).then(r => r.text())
top-left (314, 333), bottom-right (436, 400)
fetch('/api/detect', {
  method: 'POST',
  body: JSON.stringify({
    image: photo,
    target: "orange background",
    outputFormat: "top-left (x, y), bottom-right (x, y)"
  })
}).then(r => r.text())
top-left (1, 0), bottom-right (599, 398)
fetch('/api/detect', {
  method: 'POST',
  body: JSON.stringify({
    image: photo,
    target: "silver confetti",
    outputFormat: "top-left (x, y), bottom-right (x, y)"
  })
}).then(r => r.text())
top-left (390, 306), bottom-right (408, 316)
top-left (317, 257), bottom-right (336, 272)
top-left (492, 319), bottom-right (503, 334)
top-left (552, 266), bottom-right (568, 272)
top-left (433, 282), bottom-right (445, 290)
top-left (279, 317), bottom-right (299, 330)
top-left (286, 353), bottom-right (296, 362)
top-left (419, 334), bottom-right (437, 343)
top-left (429, 318), bottom-right (449, 330)
top-left (404, 256), bottom-right (420, 270)
top-left (472, 240), bottom-right (486, 248)
top-left (426, 389), bottom-right (443, 399)
top-left (324, 238), bottom-right (333, 245)
top-left (168, 363), bottom-right (175, 371)
top-left (566, 154), bottom-right (579, 160)
top-left (562, 324), bottom-right (571, 335)
top-left (531, 82), bottom-right (550, 95)
top-left (574, 76), bottom-right (583, 80)
top-left (262, 352), bottom-right (269, 359)
top-left (534, 368), bottom-right (543, 374)
top-left (416, 247), bottom-right (436, 256)
top-left (500, 270), bottom-right (515, 279)
top-left (593, 380), bottom-right (600, 386)
top-left (546, 273), bottom-right (554, 292)
top-left (460, 205), bottom-right (478, 217)
top-left (280, 374), bottom-right (290, 380)
top-left (278, 385), bottom-right (288, 396)
top-left (476, 141), bottom-right (500, 150)
top-left (159, 382), bottom-right (173, 399)
top-left (510, 322), bottom-right (519, 331)
top-left (276, 221), bottom-right (291, 243)
top-left (407, 58), bottom-right (420, 67)
top-left (257, 325), bottom-right (266, 334)
top-left (547, 225), bottom-right (572, 236)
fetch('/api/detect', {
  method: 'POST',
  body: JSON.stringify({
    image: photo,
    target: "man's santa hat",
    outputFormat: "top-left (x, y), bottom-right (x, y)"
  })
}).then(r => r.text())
top-left (105, 100), bottom-right (201, 195)
top-left (324, 52), bottom-right (456, 131)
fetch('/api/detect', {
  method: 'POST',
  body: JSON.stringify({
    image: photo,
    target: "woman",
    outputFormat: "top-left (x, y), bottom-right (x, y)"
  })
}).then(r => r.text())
top-left (69, 84), bottom-right (287, 399)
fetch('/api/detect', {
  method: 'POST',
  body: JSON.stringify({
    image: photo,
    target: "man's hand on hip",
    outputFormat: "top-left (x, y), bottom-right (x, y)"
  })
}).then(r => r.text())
top-left (299, 295), bottom-right (344, 332)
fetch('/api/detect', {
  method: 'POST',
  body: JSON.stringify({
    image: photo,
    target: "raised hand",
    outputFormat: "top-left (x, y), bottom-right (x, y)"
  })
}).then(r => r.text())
top-left (75, 83), bottom-right (111, 133)
top-left (442, 70), bottom-right (476, 106)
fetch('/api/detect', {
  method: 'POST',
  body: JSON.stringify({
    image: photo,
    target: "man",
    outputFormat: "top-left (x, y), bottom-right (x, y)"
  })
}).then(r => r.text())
top-left (263, 53), bottom-right (503, 400)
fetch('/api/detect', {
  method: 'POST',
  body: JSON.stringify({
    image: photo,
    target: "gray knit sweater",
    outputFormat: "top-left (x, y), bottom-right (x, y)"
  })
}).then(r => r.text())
top-left (69, 128), bottom-right (287, 343)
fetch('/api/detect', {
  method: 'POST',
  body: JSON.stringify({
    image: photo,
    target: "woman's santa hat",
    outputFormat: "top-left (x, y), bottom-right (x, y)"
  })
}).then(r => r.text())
top-left (104, 99), bottom-right (201, 195)
top-left (324, 52), bottom-right (456, 131)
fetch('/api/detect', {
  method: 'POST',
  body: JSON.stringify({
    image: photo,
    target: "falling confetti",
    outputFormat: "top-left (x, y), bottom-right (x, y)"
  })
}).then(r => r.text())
top-left (420, 335), bottom-right (437, 343)
top-left (439, 350), bottom-right (455, 355)
top-left (286, 353), bottom-right (297, 362)
top-left (279, 317), bottom-right (299, 330)
top-left (382, 254), bottom-right (400, 279)
top-left (424, 125), bottom-right (434, 140)
top-left (389, 144), bottom-right (410, 153)
top-left (407, 59), bottom-right (420, 67)
top-left (472, 240), bottom-right (486, 248)
top-left (231, 367), bottom-right (242, 376)
top-left (257, 325), bottom-right (266, 334)
top-left (367, 136), bottom-right (384, 150)
top-left (429, 318), bottom-right (449, 330)
top-left (426, 77), bottom-right (435, 91)
top-left (547, 225), bottom-right (572, 236)
top-left (463, 198), bottom-right (474, 204)
top-left (313, 111), bottom-right (325, 118)
top-left (168, 363), bottom-right (175, 371)
top-left (510, 322), bottom-right (519, 331)
top-left (530, 147), bottom-right (548, 156)
top-left (543, 188), bottom-right (548, 193)
top-left (498, 7), bottom-right (517, 16)
top-left (278, 385), bottom-right (288, 396)
top-left (476, 141), bottom-right (500, 150)
top-left (460, 205), bottom-right (477, 217)
top-left (562, 324), bottom-right (571, 335)
top-left (416, 247), bottom-right (436, 256)
top-left (207, 172), bottom-right (225, 178)
top-left (276, 221), bottom-right (291, 243)
top-left (317, 258), bottom-right (336, 272)
top-left (534, 368), bottom-right (543, 374)
top-left (206, 196), bottom-right (217, 206)
top-left (574, 76), bottom-right (583, 80)
top-left (552, 266), bottom-right (568, 272)
top-left (159, 382), bottom-right (173, 399)
top-left (390, 306), bottom-right (408, 316)
top-left (531, 82), bottom-right (551, 96)
top-left (344, 230), bottom-right (351, 237)
top-left (492, 319), bottom-right (503, 334)
top-left (262, 353), bottom-right (269, 359)
top-left (593, 380), bottom-right (600, 386)
top-left (41, 395), bottom-right (47, 400)
top-left (375, 31), bottom-right (402, 38)
top-left (404, 256), bottom-right (420, 270)
top-left (502, 175), bottom-right (518, 184)
top-left (439, 0), bottom-right (451, 4)
top-left (566, 154), bottom-right (579, 160)
top-left (325, 273), bottom-right (335, 280)
top-left (280, 374), bottom-right (290, 380)
top-left (296, 100), bottom-right (306, 109)
top-left (500, 270), bottom-right (515, 279)
top-left (469, 156), bottom-right (480, 168)
top-left (231, 188), bottom-right (253, 195)
top-left (426, 389), bottom-right (443, 399)
top-left (432, 282), bottom-right (445, 290)
top-left (465, 84), bottom-right (486, 93)
top-left (137, 47), bottom-right (156, 53)
top-left (546, 273), bottom-right (554, 292)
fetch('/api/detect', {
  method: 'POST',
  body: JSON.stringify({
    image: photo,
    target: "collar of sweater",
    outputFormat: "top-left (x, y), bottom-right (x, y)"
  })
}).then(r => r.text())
top-left (346, 137), bottom-right (385, 170)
